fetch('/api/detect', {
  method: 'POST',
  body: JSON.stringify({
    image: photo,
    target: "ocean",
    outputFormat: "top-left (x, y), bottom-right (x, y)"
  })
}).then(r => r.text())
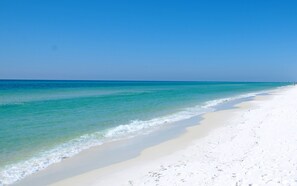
top-left (0, 80), bottom-right (288, 185)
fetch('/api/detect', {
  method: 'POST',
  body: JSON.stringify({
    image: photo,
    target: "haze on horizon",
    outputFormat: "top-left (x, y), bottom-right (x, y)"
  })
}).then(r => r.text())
top-left (0, 0), bottom-right (296, 82)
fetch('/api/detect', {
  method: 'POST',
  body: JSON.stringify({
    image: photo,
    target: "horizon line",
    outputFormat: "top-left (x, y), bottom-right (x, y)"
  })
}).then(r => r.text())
top-left (0, 79), bottom-right (291, 83)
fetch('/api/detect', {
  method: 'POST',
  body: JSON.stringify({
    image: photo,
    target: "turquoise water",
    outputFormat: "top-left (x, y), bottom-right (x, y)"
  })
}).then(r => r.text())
top-left (0, 80), bottom-right (288, 184)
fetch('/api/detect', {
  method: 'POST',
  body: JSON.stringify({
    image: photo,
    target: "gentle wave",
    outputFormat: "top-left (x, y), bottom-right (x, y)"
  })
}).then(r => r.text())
top-left (0, 90), bottom-right (268, 185)
top-left (202, 91), bottom-right (267, 108)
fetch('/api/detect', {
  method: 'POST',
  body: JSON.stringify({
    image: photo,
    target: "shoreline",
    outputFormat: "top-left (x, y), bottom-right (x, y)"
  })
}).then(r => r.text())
top-left (49, 99), bottom-right (258, 186)
top-left (13, 86), bottom-right (291, 186)
top-left (51, 85), bottom-right (297, 185)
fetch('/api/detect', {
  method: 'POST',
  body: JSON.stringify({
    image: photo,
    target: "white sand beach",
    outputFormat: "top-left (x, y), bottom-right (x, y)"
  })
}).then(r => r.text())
top-left (52, 85), bottom-right (297, 186)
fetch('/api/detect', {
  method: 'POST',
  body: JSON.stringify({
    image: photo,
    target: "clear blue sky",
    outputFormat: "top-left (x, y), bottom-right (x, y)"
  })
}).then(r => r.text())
top-left (0, 0), bottom-right (296, 81)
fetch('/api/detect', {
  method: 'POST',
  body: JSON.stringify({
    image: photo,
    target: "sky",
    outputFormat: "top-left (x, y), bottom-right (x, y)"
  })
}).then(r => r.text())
top-left (0, 0), bottom-right (296, 81)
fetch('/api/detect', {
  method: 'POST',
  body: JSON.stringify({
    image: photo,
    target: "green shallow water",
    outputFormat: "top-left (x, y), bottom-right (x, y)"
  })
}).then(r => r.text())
top-left (0, 80), bottom-right (289, 184)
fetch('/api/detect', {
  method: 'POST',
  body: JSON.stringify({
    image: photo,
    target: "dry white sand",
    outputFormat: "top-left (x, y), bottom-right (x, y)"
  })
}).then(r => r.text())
top-left (52, 86), bottom-right (297, 186)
